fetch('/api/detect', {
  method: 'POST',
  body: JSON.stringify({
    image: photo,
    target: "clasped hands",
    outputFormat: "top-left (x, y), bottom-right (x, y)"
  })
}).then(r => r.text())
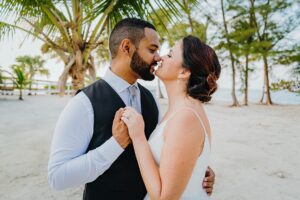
top-left (112, 107), bottom-right (144, 149)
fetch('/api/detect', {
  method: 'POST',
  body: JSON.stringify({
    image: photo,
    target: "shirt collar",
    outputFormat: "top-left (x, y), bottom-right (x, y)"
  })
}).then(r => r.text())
top-left (103, 68), bottom-right (139, 93)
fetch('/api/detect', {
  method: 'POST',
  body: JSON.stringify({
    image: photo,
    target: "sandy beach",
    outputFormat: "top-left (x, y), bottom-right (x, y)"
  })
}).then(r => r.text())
top-left (0, 95), bottom-right (299, 200)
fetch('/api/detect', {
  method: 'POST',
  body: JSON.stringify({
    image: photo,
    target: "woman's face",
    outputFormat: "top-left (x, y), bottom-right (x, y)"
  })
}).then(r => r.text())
top-left (155, 40), bottom-right (184, 82)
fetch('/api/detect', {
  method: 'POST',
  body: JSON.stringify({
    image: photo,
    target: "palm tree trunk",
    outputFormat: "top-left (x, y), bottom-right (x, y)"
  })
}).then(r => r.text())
top-left (244, 54), bottom-right (249, 105)
top-left (70, 66), bottom-right (85, 95)
top-left (28, 80), bottom-right (32, 95)
top-left (260, 78), bottom-right (265, 103)
top-left (19, 89), bottom-right (23, 100)
top-left (58, 57), bottom-right (75, 96)
top-left (230, 53), bottom-right (239, 107)
top-left (70, 51), bottom-right (86, 95)
top-left (59, 51), bottom-right (86, 96)
top-left (262, 55), bottom-right (272, 105)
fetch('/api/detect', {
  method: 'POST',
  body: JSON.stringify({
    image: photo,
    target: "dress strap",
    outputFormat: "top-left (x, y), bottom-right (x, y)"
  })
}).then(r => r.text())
top-left (179, 107), bottom-right (211, 150)
top-left (182, 107), bottom-right (208, 136)
top-left (162, 107), bottom-right (209, 141)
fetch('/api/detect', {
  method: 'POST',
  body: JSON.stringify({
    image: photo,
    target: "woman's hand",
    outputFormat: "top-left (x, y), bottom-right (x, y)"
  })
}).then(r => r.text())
top-left (121, 107), bottom-right (146, 142)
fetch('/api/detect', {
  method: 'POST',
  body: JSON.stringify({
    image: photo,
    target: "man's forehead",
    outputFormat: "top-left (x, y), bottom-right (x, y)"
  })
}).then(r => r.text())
top-left (142, 27), bottom-right (160, 48)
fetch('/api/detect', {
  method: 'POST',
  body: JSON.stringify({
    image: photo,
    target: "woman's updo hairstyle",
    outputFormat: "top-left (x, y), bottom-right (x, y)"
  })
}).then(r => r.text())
top-left (182, 35), bottom-right (221, 103)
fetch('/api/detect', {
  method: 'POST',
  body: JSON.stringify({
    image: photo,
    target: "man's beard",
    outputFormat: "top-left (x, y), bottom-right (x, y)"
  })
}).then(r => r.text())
top-left (130, 51), bottom-right (156, 81)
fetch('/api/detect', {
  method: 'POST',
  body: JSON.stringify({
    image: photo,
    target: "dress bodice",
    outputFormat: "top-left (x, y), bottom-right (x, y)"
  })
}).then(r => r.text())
top-left (144, 108), bottom-right (211, 200)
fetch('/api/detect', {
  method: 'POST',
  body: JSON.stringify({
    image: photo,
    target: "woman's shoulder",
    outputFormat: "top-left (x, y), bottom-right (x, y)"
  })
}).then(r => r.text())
top-left (164, 106), bottom-right (204, 139)
top-left (174, 107), bottom-right (200, 122)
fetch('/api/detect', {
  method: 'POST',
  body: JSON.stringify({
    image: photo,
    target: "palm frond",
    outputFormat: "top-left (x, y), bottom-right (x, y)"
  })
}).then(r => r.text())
top-left (0, 21), bottom-right (15, 40)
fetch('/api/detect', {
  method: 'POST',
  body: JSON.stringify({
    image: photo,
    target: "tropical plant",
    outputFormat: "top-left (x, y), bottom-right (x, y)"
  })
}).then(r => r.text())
top-left (11, 65), bottom-right (28, 100)
top-left (271, 79), bottom-right (300, 94)
top-left (15, 55), bottom-right (49, 95)
top-left (275, 45), bottom-right (300, 76)
top-left (272, 44), bottom-right (300, 94)
top-left (0, 0), bottom-right (182, 95)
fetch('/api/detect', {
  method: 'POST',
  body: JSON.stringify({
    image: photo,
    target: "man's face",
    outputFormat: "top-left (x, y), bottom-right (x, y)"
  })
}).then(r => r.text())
top-left (130, 28), bottom-right (161, 81)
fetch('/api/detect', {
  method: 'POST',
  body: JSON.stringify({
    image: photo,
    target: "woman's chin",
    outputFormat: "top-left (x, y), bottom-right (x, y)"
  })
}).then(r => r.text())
top-left (155, 72), bottom-right (165, 83)
top-left (154, 69), bottom-right (161, 77)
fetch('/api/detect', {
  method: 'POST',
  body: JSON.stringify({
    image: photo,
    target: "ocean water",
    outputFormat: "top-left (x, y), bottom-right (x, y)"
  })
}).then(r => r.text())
top-left (142, 83), bottom-right (300, 105)
top-left (213, 88), bottom-right (300, 105)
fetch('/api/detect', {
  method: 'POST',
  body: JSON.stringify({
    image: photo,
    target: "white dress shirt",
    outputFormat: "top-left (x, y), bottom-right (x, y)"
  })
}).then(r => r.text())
top-left (48, 68), bottom-right (161, 190)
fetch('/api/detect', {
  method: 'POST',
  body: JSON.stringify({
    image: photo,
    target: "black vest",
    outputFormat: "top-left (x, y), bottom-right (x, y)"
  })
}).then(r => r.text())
top-left (77, 79), bottom-right (159, 200)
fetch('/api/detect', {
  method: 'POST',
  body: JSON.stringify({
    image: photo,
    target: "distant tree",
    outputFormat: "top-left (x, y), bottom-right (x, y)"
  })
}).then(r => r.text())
top-left (219, 0), bottom-right (240, 106)
top-left (15, 55), bottom-right (49, 95)
top-left (11, 65), bottom-right (29, 100)
top-left (249, 0), bottom-right (299, 105)
top-left (276, 45), bottom-right (300, 76)
top-left (272, 44), bottom-right (300, 93)
top-left (225, 0), bottom-right (258, 105)
top-left (271, 79), bottom-right (300, 94)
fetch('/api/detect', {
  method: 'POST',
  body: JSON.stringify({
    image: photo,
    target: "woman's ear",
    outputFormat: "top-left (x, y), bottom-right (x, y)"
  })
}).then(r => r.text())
top-left (178, 69), bottom-right (191, 80)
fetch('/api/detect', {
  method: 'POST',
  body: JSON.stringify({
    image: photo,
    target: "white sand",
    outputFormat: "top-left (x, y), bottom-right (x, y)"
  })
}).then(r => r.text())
top-left (0, 95), bottom-right (299, 200)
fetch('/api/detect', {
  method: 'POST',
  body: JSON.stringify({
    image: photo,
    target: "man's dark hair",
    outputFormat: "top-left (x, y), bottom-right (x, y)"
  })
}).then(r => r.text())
top-left (109, 18), bottom-right (156, 58)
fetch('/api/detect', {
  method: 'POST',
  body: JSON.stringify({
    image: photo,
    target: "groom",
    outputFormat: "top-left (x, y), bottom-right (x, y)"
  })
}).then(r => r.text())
top-left (48, 18), bottom-right (215, 199)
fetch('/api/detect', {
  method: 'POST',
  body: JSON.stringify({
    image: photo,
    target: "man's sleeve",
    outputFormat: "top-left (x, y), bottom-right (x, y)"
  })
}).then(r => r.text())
top-left (48, 92), bottom-right (124, 190)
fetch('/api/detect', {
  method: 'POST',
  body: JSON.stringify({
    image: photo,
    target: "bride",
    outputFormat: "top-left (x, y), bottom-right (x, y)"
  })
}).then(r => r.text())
top-left (116, 35), bottom-right (221, 200)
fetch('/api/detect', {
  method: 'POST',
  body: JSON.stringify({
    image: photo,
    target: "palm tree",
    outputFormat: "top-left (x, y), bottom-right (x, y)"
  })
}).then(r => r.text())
top-left (6, 65), bottom-right (28, 100)
top-left (226, 0), bottom-right (257, 106)
top-left (220, 0), bottom-right (240, 107)
top-left (15, 55), bottom-right (49, 95)
top-left (249, 0), bottom-right (297, 105)
top-left (0, 0), bottom-right (182, 95)
top-left (13, 66), bottom-right (27, 100)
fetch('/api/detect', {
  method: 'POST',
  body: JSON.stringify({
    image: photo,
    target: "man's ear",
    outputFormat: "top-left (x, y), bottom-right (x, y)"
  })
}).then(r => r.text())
top-left (119, 39), bottom-right (134, 55)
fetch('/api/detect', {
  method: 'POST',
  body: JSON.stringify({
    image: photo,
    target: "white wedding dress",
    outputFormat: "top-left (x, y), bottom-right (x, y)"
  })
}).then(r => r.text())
top-left (144, 108), bottom-right (211, 200)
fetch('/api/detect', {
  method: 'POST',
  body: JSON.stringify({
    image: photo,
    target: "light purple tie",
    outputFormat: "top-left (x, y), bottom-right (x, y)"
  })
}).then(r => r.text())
top-left (128, 85), bottom-right (140, 113)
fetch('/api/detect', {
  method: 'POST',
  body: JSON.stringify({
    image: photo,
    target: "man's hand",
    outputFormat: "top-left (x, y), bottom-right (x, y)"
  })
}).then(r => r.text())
top-left (202, 166), bottom-right (215, 196)
top-left (112, 108), bottom-right (131, 149)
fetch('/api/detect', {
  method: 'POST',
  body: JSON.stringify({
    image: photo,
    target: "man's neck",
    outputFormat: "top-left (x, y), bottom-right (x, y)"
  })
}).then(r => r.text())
top-left (111, 59), bottom-right (137, 85)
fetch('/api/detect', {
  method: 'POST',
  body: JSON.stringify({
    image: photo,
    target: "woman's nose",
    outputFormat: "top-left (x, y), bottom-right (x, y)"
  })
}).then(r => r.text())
top-left (160, 55), bottom-right (167, 60)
